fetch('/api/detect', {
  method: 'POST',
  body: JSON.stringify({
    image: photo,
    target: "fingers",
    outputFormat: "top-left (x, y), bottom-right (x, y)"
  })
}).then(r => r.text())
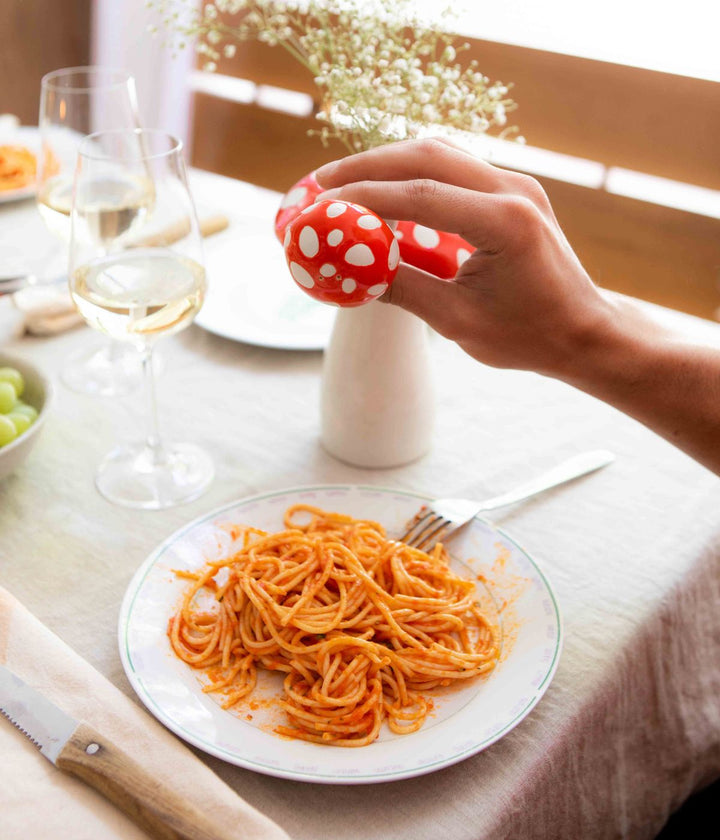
top-left (316, 138), bottom-right (554, 226)
top-left (316, 137), bottom-right (507, 196)
top-left (320, 178), bottom-right (519, 253)
top-left (382, 262), bottom-right (465, 337)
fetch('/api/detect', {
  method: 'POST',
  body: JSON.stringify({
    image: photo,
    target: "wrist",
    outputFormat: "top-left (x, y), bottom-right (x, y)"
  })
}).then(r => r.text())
top-left (555, 291), bottom-right (720, 473)
top-left (550, 291), bottom-right (662, 397)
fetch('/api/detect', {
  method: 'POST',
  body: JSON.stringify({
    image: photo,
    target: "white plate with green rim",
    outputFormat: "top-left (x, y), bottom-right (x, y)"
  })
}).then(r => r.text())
top-left (118, 485), bottom-right (562, 784)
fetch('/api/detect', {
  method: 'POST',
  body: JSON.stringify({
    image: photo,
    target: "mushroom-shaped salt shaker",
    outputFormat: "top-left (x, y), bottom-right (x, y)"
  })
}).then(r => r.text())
top-left (274, 171), bottom-right (321, 243)
top-left (396, 221), bottom-right (473, 279)
top-left (283, 199), bottom-right (400, 307)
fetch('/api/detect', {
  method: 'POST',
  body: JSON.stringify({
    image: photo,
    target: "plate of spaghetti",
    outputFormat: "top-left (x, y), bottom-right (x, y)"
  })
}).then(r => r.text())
top-left (0, 127), bottom-right (39, 202)
top-left (119, 485), bottom-right (562, 783)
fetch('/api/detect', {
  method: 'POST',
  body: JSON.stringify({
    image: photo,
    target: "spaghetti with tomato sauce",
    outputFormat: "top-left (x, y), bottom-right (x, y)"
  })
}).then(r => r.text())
top-left (0, 145), bottom-right (36, 191)
top-left (168, 504), bottom-right (498, 747)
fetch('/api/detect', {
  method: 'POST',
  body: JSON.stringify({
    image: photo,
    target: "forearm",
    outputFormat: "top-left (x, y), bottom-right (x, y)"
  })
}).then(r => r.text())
top-left (557, 294), bottom-right (720, 474)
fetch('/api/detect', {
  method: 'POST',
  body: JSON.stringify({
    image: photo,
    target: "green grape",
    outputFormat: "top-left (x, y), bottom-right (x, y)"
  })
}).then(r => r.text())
top-left (0, 382), bottom-right (17, 414)
top-left (0, 367), bottom-right (24, 398)
top-left (7, 412), bottom-right (32, 436)
top-left (0, 415), bottom-right (18, 447)
top-left (12, 402), bottom-right (38, 421)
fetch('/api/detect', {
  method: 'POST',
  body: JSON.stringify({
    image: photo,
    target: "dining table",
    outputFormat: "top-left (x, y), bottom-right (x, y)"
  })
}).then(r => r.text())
top-left (1, 164), bottom-right (719, 840)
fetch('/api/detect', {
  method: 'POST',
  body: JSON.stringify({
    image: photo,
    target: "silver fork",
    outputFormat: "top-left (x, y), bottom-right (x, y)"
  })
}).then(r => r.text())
top-left (399, 449), bottom-right (615, 551)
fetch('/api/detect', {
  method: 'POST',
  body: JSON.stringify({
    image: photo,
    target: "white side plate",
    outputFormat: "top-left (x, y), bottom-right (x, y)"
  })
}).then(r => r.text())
top-left (196, 225), bottom-right (335, 350)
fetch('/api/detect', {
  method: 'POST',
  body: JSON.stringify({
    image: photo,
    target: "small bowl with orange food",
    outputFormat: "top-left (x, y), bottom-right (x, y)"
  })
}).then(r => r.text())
top-left (0, 352), bottom-right (53, 481)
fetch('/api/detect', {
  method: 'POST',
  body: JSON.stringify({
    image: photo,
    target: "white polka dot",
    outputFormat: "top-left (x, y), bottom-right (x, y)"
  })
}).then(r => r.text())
top-left (457, 248), bottom-right (472, 266)
top-left (357, 214), bottom-right (382, 230)
top-left (388, 238), bottom-right (400, 270)
top-left (326, 202), bottom-right (348, 218)
top-left (283, 227), bottom-right (291, 249)
top-left (413, 224), bottom-right (440, 249)
top-left (342, 278), bottom-right (357, 294)
top-left (344, 243), bottom-right (375, 267)
top-left (320, 263), bottom-right (336, 277)
top-left (289, 262), bottom-right (315, 288)
top-left (394, 229), bottom-right (404, 239)
top-left (299, 225), bottom-right (319, 258)
top-left (280, 186), bottom-right (307, 209)
top-left (327, 228), bottom-right (343, 247)
top-left (367, 283), bottom-right (388, 297)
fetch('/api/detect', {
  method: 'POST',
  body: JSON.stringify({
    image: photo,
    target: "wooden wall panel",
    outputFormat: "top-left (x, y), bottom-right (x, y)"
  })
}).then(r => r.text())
top-left (192, 93), bottom-right (345, 192)
top-left (542, 179), bottom-right (720, 320)
top-left (210, 36), bottom-right (720, 190)
top-left (462, 40), bottom-right (720, 191)
top-left (0, 0), bottom-right (92, 124)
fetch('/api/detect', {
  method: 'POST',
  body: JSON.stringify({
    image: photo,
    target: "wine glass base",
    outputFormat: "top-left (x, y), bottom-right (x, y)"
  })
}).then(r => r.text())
top-left (61, 341), bottom-right (158, 397)
top-left (95, 441), bottom-right (214, 510)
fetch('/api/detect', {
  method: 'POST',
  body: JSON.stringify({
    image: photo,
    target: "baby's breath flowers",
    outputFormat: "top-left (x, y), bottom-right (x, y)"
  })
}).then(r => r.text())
top-left (154, 0), bottom-right (521, 153)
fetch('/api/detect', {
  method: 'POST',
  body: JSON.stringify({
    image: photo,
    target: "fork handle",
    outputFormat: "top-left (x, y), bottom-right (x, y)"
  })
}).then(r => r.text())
top-left (476, 449), bottom-right (615, 512)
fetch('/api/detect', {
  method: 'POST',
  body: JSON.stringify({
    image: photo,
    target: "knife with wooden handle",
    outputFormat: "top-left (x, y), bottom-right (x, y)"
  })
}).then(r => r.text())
top-left (136, 214), bottom-right (229, 247)
top-left (0, 664), bottom-right (236, 840)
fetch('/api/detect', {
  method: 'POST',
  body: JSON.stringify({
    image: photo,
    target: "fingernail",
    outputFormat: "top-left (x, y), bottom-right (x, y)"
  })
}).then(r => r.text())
top-left (314, 188), bottom-right (340, 202)
top-left (314, 160), bottom-right (338, 185)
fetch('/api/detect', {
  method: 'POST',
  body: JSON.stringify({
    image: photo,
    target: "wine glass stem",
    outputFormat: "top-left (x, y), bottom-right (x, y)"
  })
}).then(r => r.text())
top-left (141, 345), bottom-right (165, 465)
top-left (107, 338), bottom-right (124, 360)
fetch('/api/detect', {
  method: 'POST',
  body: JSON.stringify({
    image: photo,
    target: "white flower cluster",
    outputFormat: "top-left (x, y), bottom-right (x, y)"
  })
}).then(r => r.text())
top-left (155, 0), bottom-right (520, 152)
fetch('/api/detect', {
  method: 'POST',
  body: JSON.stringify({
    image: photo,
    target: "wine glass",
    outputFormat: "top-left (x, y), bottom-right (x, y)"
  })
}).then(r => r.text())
top-left (38, 66), bottom-right (145, 396)
top-left (69, 128), bottom-right (214, 509)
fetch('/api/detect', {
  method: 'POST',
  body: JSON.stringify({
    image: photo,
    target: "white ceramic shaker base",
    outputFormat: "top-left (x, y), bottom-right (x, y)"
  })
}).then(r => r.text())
top-left (320, 301), bottom-right (435, 468)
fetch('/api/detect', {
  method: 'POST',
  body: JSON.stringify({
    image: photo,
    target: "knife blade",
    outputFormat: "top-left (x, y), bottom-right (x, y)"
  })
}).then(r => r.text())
top-left (0, 664), bottom-right (237, 840)
top-left (0, 274), bottom-right (38, 295)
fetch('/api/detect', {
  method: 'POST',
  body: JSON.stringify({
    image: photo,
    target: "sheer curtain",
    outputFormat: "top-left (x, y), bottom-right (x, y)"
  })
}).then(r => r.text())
top-left (91, 0), bottom-right (195, 148)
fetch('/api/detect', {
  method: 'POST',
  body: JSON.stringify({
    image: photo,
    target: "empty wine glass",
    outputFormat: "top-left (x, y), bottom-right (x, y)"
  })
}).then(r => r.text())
top-left (38, 66), bottom-right (146, 396)
top-left (69, 129), bottom-right (214, 509)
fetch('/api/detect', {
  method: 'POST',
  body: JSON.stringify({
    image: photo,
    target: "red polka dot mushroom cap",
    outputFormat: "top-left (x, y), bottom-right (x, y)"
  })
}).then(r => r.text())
top-left (283, 199), bottom-right (400, 307)
top-left (274, 171), bottom-right (321, 243)
top-left (395, 221), bottom-right (473, 280)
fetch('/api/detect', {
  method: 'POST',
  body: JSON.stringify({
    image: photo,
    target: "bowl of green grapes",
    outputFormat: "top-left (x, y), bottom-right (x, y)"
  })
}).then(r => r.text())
top-left (0, 353), bottom-right (53, 480)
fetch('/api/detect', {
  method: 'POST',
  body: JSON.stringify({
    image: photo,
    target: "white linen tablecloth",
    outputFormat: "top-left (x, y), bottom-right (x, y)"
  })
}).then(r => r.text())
top-left (1, 169), bottom-right (719, 840)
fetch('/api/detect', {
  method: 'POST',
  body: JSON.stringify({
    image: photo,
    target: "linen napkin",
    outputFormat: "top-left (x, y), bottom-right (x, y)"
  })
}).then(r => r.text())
top-left (11, 283), bottom-right (84, 336)
top-left (0, 585), bottom-right (291, 840)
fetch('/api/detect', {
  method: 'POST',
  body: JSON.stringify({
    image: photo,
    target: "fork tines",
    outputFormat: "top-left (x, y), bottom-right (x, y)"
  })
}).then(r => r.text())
top-left (399, 511), bottom-right (451, 551)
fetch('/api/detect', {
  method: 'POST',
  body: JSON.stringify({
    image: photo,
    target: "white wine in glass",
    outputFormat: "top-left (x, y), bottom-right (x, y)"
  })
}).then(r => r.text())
top-left (65, 172), bottom-right (154, 244)
top-left (38, 66), bottom-right (147, 396)
top-left (71, 250), bottom-right (205, 339)
top-left (69, 129), bottom-right (214, 509)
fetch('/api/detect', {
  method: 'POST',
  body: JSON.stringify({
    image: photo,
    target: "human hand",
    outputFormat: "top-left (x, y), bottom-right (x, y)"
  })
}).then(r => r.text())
top-left (315, 138), bottom-right (615, 378)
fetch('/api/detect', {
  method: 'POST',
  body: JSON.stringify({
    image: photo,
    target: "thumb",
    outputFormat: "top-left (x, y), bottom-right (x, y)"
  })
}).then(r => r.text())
top-left (381, 262), bottom-right (461, 334)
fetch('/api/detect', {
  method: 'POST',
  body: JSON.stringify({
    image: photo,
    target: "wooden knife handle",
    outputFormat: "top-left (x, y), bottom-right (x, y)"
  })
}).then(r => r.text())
top-left (136, 214), bottom-right (229, 248)
top-left (56, 723), bottom-right (237, 840)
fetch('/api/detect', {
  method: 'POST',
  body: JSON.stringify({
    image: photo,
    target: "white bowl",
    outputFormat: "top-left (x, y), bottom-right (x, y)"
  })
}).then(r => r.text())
top-left (0, 352), bottom-right (53, 481)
